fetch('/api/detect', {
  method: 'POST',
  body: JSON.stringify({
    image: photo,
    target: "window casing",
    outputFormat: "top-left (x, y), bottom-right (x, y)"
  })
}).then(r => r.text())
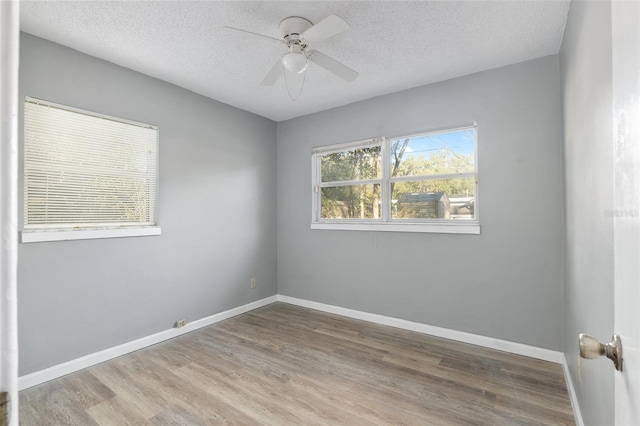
top-left (312, 125), bottom-right (479, 234)
top-left (22, 97), bottom-right (160, 242)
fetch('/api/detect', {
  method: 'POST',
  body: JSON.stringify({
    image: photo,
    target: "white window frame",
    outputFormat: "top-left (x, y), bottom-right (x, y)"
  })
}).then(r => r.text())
top-left (311, 124), bottom-right (480, 234)
top-left (21, 97), bottom-right (161, 243)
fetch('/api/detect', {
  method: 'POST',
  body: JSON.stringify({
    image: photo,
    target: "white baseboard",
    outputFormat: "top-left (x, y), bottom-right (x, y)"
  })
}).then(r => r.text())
top-left (277, 295), bottom-right (564, 364)
top-left (562, 354), bottom-right (585, 426)
top-left (18, 295), bottom-right (278, 390)
top-left (20, 294), bottom-right (567, 394)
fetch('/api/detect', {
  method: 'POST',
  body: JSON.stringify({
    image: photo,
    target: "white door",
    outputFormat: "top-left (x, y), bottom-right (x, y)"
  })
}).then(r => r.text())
top-left (0, 2), bottom-right (20, 425)
top-left (612, 1), bottom-right (640, 424)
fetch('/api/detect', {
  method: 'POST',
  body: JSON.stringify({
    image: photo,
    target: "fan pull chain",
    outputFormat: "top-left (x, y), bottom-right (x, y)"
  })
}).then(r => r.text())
top-left (283, 63), bottom-right (307, 101)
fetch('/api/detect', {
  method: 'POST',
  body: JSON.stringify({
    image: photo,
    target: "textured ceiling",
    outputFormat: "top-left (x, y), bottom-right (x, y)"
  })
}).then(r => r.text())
top-left (20, 1), bottom-right (570, 122)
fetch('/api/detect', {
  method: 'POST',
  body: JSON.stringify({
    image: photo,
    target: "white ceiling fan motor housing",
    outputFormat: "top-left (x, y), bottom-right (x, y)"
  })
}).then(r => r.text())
top-left (280, 16), bottom-right (313, 47)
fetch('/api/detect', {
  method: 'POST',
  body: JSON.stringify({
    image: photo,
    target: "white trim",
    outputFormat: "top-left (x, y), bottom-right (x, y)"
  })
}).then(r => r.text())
top-left (561, 354), bottom-right (585, 426)
top-left (0, 1), bottom-right (21, 424)
top-left (312, 137), bottom-right (381, 155)
top-left (19, 294), bottom-right (567, 394)
top-left (25, 96), bottom-right (157, 130)
top-left (20, 226), bottom-right (162, 243)
top-left (381, 138), bottom-right (391, 220)
top-left (277, 295), bottom-right (562, 363)
top-left (311, 222), bottom-right (480, 234)
top-left (18, 295), bottom-right (277, 390)
top-left (386, 122), bottom-right (477, 142)
top-left (389, 171), bottom-right (475, 184)
top-left (318, 178), bottom-right (381, 188)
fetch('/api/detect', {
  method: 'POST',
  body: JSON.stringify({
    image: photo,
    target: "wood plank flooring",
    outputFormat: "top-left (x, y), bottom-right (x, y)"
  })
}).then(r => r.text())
top-left (19, 302), bottom-right (575, 425)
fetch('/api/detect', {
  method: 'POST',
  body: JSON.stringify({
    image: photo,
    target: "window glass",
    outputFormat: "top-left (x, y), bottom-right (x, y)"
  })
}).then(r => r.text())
top-left (321, 146), bottom-right (381, 182)
top-left (390, 128), bottom-right (475, 178)
top-left (321, 184), bottom-right (382, 219)
top-left (312, 126), bottom-right (477, 230)
top-left (392, 177), bottom-right (476, 220)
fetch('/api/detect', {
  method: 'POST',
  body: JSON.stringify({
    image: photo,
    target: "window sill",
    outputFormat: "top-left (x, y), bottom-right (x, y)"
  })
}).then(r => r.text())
top-left (310, 222), bottom-right (480, 234)
top-left (21, 226), bottom-right (162, 243)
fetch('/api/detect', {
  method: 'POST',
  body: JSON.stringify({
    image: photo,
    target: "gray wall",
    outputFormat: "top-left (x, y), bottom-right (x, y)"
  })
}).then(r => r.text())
top-left (277, 56), bottom-right (565, 350)
top-left (560, 1), bottom-right (614, 424)
top-left (18, 34), bottom-right (278, 375)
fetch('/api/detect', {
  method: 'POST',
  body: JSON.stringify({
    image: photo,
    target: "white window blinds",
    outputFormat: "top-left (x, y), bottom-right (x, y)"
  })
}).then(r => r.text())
top-left (24, 98), bottom-right (158, 230)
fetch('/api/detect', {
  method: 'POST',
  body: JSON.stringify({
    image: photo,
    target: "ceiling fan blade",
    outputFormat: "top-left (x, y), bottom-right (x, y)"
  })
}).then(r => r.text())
top-left (260, 58), bottom-right (284, 86)
top-left (301, 15), bottom-right (349, 44)
top-left (223, 26), bottom-right (283, 44)
top-left (308, 51), bottom-right (358, 82)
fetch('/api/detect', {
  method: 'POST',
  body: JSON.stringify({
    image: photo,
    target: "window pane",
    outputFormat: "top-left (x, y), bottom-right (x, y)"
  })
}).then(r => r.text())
top-left (24, 99), bottom-right (158, 229)
top-left (321, 184), bottom-right (381, 219)
top-left (390, 128), bottom-right (475, 178)
top-left (321, 146), bottom-right (381, 182)
top-left (392, 177), bottom-right (475, 220)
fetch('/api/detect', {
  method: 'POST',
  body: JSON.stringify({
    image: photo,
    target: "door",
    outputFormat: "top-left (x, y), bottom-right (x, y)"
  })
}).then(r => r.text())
top-left (0, 1), bottom-right (20, 425)
top-left (612, 1), bottom-right (640, 424)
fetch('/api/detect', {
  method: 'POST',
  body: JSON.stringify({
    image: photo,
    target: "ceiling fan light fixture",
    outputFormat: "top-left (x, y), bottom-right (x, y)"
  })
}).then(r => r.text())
top-left (229, 14), bottom-right (358, 88)
top-left (282, 51), bottom-right (308, 74)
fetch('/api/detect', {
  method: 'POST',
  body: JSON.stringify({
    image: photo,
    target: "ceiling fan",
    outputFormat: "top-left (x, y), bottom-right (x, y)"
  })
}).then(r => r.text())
top-left (225, 15), bottom-right (359, 86)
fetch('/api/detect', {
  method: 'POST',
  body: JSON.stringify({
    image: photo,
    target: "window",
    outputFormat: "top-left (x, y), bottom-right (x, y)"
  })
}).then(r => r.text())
top-left (22, 97), bottom-right (160, 242)
top-left (312, 125), bottom-right (479, 234)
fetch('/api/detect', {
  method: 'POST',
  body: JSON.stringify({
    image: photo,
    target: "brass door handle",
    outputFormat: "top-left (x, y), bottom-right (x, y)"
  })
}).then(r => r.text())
top-left (579, 333), bottom-right (623, 371)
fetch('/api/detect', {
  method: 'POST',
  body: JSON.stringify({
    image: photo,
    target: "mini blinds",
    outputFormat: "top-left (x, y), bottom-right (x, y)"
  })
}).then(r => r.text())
top-left (24, 98), bottom-right (158, 230)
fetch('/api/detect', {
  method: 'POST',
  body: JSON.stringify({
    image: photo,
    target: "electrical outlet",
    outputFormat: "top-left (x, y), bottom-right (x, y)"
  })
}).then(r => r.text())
top-left (250, 278), bottom-right (256, 289)
top-left (175, 319), bottom-right (187, 328)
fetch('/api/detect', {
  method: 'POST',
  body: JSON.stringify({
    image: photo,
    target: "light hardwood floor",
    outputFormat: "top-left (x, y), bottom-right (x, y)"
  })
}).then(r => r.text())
top-left (20, 302), bottom-right (575, 425)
